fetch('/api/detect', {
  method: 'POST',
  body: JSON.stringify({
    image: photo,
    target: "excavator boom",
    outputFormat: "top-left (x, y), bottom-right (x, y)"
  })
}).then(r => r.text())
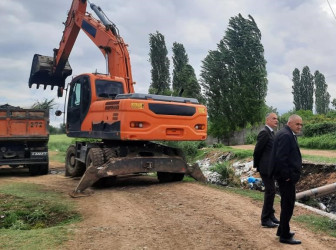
top-left (29, 0), bottom-right (134, 96)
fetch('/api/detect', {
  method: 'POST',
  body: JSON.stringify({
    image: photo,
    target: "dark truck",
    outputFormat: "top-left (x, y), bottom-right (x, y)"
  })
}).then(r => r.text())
top-left (0, 104), bottom-right (49, 175)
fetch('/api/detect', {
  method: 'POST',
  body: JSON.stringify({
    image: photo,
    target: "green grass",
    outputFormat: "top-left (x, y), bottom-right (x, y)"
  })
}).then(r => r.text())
top-left (48, 134), bottom-right (73, 163)
top-left (294, 215), bottom-right (336, 237)
top-left (0, 183), bottom-right (81, 249)
top-left (301, 154), bottom-right (336, 164)
top-left (48, 134), bottom-right (73, 151)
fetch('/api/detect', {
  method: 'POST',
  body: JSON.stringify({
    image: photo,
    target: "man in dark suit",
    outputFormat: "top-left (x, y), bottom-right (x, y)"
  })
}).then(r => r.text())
top-left (253, 113), bottom-right (279, 228)
top-left (271, 114), bottom-right (303, 245)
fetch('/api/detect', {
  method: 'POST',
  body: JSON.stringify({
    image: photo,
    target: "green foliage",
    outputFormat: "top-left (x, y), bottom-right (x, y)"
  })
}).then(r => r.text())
top-left (303, 122), bottom-right (336, 137)
top-left (326, 110), bottom-right (336, 118)
top-left (332, 99), bottom-right (336, 109)
top-left (245, 131), bottom-right (257, 144)
top-left (292, 66), bottom-right (314, 111)
top-left (178, 64), bottom-right (204, 102)
top-left (148, 31), bottom-right (171, 94)
top-left (172, 42), bottom-right (189, 94)
top-left (292, 68), bottom-right (301, 110)
top-left (299, 133), bottom-right (336, 149)
top-left (0, 183), bottom-right (80, 230)
top-left (0, 183), bottom-right (80, 249)
top-left (294, 215), bottom-right (336, 237)
top-left (49, 123), bottom-right (66, 134)
top-left (301, 66), bottom-right (314, 111)
top-left (314, 70), bottom-right (330, 114)
top-left (279, 109), bottom-right (314, 126)
top-left (211, 143), bottom-right (224, 148)
top-left (31, 98), bottom-right (56, 110)
top-left (210, 162), bottom-right (240, 186)
top-left (201, 14), bottom-right (267, 138)
top-left (48, 134), bottom-right (73, 152)
top-left (295, 109), bottom-right (315, 120)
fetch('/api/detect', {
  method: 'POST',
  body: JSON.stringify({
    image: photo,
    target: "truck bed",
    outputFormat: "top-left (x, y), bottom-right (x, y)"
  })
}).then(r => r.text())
top-left (0, 107), bottom-right (49, 139)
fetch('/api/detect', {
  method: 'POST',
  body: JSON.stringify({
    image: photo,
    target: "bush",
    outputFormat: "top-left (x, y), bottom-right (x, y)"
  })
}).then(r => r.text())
top-left (299, 133), bottom-right (336, 149)
top-left (303, 122), bottom-right (336, 137)
top-left (211, 143), bottom-right (224, 148)
top-left (210, 162), bottom-right (240, 186)
top-left (245, 132), bottom-right (257, 144)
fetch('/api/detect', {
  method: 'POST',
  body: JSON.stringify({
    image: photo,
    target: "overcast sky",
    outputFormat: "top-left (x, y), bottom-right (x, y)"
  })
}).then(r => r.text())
top-left (1, 0), bottom-right (336, 126)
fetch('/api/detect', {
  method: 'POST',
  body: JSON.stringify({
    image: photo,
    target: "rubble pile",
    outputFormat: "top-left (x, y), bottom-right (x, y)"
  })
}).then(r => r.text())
top-left (196, 151), bottom-right (260, 189)
top-left (196, 150), bottom-right (336, 214)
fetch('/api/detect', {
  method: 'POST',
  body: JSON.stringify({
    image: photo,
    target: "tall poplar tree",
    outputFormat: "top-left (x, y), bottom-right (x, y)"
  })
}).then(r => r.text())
top-left (201, 14), bottom-right (267, 139)
top-left (172, 42), bottom-right (189, 94)
top-left (292, 68), bottom-right (302, 110)
top-left (148, 31), bottom-right (170, 95)
top-left (300, 66), bottom-right (314, 111)
top-left (314, 70), bottom-right (330, 114)
top-left (178, 64), bottom-right (204, 102)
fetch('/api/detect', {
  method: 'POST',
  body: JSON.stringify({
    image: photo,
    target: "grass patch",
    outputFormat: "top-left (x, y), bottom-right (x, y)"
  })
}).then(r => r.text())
top-left (0, 183), bottom-right (81, 249)
top-left (48, 134), bottom-right (73, 163)
top-left (301, 153), bottom-right (336, 164)
top-left (294, 215), bottom-right (336, 237)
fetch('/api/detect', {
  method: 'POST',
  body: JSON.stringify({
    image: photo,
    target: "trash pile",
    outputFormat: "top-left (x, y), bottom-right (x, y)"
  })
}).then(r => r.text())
top-left (197, 151), bottom-right (263, 190)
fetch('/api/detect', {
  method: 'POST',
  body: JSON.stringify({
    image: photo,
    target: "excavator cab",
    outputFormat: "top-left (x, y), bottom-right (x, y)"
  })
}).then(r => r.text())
top-left (28, 54), bottom-right (72, 96)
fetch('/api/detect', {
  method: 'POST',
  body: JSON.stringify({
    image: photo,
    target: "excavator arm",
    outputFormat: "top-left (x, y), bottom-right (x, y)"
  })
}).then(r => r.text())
top-left (28, 0), bottom-right (134, 96)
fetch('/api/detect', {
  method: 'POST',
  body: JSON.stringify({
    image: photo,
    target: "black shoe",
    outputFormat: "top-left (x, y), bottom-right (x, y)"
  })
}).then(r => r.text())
top-left (270, 216), bottom-right (280, 224)
top-left (261, 219), bottom-right (278, 228)
top-left (276, 231), bottom-right (295, 237)
top-left (279, 237), bottom-right (301, 245)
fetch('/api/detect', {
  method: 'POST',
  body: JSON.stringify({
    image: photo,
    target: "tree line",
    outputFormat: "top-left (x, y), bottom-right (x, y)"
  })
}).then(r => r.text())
top-left (148, 13), bottom-right (333, 141)
top-left (39, 13), bottom-right (332, 139)
top-left (292, 66), bottom-right (331, 114)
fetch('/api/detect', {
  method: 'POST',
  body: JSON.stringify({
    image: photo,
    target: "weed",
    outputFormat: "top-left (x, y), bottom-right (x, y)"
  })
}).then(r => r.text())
top-left (294, 215), bottom-right (336, 237)
top-left (210, 162), bottom-right (240, 187)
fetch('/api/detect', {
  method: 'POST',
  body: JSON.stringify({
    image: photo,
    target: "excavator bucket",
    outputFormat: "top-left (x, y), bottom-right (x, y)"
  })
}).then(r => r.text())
top-left (28, 54), bottom-right (72, 92)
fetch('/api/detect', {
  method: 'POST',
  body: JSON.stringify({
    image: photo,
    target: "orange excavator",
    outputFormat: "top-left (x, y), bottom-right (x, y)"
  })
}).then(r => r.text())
top-left (28, 0), bottom-right (207, 196)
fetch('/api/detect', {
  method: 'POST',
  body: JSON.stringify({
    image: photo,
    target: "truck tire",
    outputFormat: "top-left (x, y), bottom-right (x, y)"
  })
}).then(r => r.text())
top-left (65, 145), bottom-right (86, 177)
top-left (86, 147), bottom-right (104, 168)
top-left (87, 147), bottom-right (117, 187)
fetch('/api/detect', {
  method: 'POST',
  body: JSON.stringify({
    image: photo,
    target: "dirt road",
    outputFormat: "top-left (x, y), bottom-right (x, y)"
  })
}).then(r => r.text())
top-left (1, 160), bottom-right (336, 250)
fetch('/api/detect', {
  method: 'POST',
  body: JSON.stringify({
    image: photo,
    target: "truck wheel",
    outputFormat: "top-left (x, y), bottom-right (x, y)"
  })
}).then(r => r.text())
top-left (86, 147), bottom-right (104, 168)
top-left (87, 148), bottom-right (116, 188)
top-left (65, 145), bottom-right (86, 177)
top-left (157, 172), bottom-right (185, 183)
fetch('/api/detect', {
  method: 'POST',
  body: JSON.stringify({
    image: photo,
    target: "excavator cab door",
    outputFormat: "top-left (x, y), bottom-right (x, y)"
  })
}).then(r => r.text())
top-left (67, 75), bottom-right (91, 135)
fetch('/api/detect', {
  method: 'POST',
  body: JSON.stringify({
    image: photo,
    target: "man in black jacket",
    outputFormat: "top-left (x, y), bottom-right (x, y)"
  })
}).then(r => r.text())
top-left (271, 114), bottom-right (303, 245)
top-left (253, 113), bottom-right (279, 228)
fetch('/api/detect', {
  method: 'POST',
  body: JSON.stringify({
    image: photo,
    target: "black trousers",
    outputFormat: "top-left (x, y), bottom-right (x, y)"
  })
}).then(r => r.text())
top-left (260, 174), bottom-right (276, 222)
top-left (276, 180), bottom-right (296, 239)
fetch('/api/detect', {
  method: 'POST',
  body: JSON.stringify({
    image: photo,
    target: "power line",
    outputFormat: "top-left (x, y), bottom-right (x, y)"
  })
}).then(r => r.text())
top-left (327, 0), bottom-right (336, 21)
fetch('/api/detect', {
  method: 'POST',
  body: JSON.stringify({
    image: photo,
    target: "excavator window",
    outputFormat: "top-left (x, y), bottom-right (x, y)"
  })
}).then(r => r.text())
top-left (69, 82), bottom-right (81, 108)
top-left (95, 80), bottom-right (124, 99)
